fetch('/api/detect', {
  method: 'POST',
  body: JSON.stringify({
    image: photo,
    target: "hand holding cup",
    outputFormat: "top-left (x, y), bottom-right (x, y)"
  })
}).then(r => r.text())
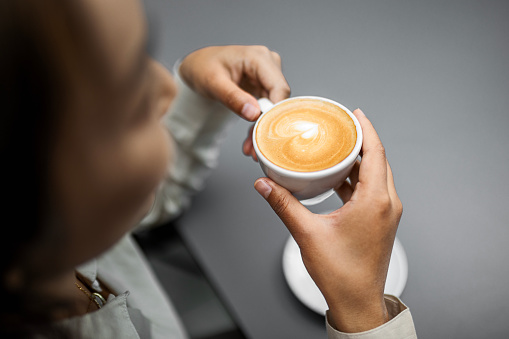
top-left (254, 109), bottom-right (403, 333)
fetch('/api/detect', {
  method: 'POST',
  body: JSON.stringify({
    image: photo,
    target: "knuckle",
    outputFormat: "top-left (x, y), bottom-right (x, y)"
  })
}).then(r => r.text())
top-left (394, 198), bottom-right (403, 217)
top-left (281, 83), bottom-right (291, 97)
top-left (372, 194), bottom-right (392, 216)
top-left (257, 45), bottom-right (271, 54)
top-left (371, 194), bottom-right (403, 220)
top-left (249, 45), bottom-right (271, 57)
top-left (271, 51), bottom-right (282, 63)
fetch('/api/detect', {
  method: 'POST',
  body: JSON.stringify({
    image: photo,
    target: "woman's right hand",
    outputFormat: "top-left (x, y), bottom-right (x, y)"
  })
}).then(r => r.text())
top-left (254, 108), bottom-right (403, 333)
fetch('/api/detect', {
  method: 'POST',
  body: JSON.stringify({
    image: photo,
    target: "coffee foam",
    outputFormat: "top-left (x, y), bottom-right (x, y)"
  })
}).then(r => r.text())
top-left (255, 98), bottom-right (356, 172)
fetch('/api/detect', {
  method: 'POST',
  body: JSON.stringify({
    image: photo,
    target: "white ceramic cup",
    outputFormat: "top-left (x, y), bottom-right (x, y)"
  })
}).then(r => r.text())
top-left (252, 96), bottom-right (363, 205)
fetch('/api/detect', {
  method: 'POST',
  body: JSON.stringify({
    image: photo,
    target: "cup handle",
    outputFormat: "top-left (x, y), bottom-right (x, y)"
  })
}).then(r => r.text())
top-left (258, 98), bottom-right (274, 114)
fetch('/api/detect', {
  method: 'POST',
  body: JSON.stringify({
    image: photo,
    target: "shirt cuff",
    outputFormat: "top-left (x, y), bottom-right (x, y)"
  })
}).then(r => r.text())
top-left (326, 295), bottom-right (417, 339)
top-left (137, 61), bottom-right (237, 227)
top-left (166, 61), bottom-right (238, 190)
top-left (166, 61), bottom-right (236, 158)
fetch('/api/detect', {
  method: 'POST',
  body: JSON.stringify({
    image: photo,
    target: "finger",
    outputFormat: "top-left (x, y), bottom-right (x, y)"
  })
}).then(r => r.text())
top-left (348, 159), bottom-right (361, 189)
top-left (334, 158), bottom-right (360, 203)
top-left (208, 71), bottom-right (261, 121)
top-left (266, 51), bottom-right (290, 103)
top-left (239, 76), bottom-right (264, 98)
top-left (254, 178), bottom-right (313, 239)
top-left (242, 125), bottom-right (254, 154)
top-left (271, 51), bottom-right (282, 68)
top-left (246, 52), bottom-right (290, 104)
top-left (260, 89), bottom-right (270, 99)
top-left (242, 135), bottom-right (259, 161)
top-left (386, 160), bottom-right (403, 218)
top-left (242, 125), bottom-right (258, 160)
top-left (335, 180), bottom-right (354, 203)
top-left (251, 148), bottom-right (258, 162)
top-left (352, 109), bottom-right (388, 194)
top-left (242, 136), bottom-right (252, 156)
top-left (261, 67), bottom-right (291, 104)
top-left (386, 160), bottom-right (398, 199)
top-left (248, 124), bottom-right (259, 161)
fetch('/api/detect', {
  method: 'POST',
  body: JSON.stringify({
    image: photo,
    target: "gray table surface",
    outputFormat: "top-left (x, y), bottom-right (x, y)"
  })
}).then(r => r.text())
top-left (145, 1), bottom-right (509, 338)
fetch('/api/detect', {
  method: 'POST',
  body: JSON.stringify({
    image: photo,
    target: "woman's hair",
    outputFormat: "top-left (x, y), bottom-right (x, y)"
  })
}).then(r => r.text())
top-left (0, 0), bottom-right (93, 337)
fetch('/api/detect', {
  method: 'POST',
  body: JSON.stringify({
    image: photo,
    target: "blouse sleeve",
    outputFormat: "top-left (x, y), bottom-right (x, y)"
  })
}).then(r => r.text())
top-left (137, 62), bottom-right (238, 229)
top-left (326, 295), bottom-right (417, 339)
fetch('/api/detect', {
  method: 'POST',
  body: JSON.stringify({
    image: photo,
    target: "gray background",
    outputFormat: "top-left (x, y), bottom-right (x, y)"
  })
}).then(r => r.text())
top-left (143, 1), bottom-right (509, 338)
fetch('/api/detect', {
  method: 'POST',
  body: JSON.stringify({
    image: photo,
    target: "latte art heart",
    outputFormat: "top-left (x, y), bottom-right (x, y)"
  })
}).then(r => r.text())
top-left (278, 120), bottom-right (319, 139)
top-left (256, 98), bottom-right (357, 172)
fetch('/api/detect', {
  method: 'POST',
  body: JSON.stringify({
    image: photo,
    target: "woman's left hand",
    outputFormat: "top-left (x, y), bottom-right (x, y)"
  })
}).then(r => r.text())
top-left (179, 45), bottom-right (290, 159)
top-left (180, 45), bottom-right (290, 120)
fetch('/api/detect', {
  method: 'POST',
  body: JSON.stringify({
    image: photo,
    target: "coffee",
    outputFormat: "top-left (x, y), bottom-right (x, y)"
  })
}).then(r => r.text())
top-left (255, 98), bottom-right (357, 172)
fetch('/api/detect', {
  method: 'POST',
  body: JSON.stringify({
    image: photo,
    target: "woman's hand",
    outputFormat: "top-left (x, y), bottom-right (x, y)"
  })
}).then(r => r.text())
top-left (179, 45), bottom-right (290, 121)
top-left (180, 45), bottom-right (289, 161)
top-left (254, 109), bottom-right (403, 333)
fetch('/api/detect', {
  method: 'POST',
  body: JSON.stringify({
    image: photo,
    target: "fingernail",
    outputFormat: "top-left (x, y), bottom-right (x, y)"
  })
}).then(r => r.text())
top-left (254, 179), bottom-right (272, 199)
top-left (241, 103), bottom-right (260, 121)
top-left (354, 108), bottom-right (366, 117)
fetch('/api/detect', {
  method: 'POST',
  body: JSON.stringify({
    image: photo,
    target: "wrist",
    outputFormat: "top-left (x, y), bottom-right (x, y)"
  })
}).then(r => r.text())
top-left (327, 296), bottom-right (389, 333)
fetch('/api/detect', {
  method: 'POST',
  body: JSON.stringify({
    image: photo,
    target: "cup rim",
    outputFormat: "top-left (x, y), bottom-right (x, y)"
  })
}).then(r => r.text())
top-left (252, 96), bottom-right (363, 179)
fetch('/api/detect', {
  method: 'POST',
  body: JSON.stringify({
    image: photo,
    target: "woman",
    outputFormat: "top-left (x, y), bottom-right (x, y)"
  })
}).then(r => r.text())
top-left (0, 0), bottom-right (416, 338)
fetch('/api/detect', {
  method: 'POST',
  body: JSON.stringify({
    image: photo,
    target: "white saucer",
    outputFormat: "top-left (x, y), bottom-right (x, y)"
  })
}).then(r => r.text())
top-left (282, 235), bottom-right (408, 315)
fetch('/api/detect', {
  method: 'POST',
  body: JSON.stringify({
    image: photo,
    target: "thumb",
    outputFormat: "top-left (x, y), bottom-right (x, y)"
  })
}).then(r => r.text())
top-left (208, 73), bottom-right (261, 121)
top-left (254, 178), bottom-right (313, 237)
